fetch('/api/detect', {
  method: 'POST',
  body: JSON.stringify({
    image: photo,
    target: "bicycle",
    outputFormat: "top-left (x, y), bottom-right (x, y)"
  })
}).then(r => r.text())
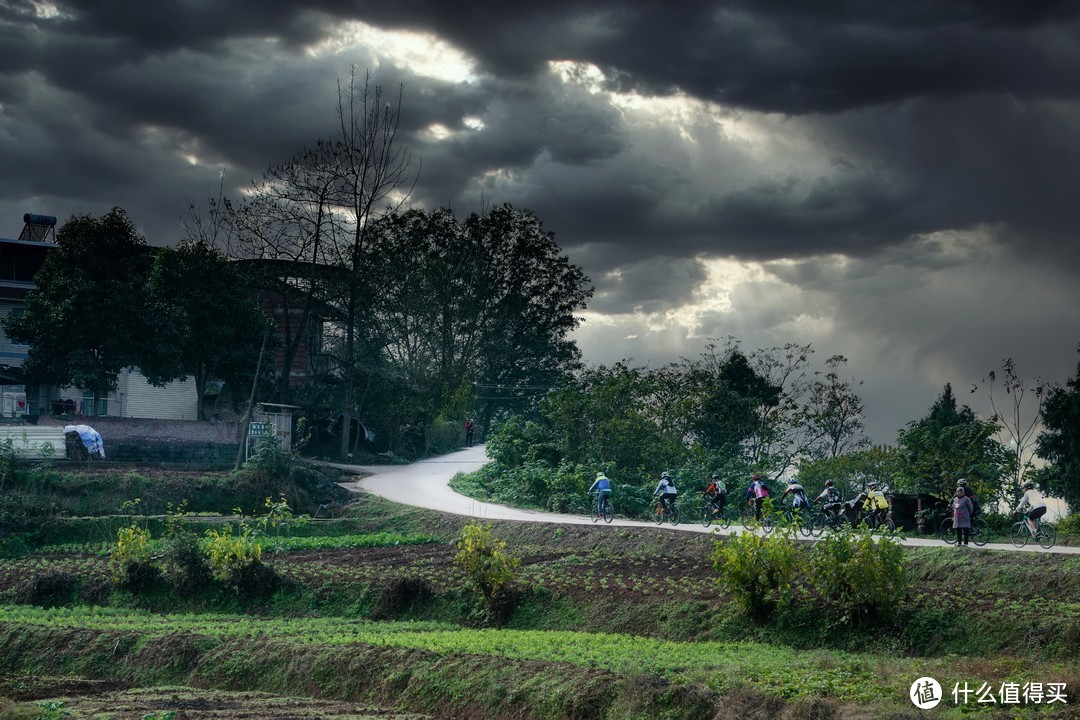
top-left (939, 516), bottom-right (989, 546)
top-left (1010, 514), bottom-right (1056, 549)
top-left (809, 500), bottom-right (847, 536)
top-left (589, 492), bottom-right (614, 524)
top-left (700, 496), bottom-right (730, 529)
top-left (773, 499), bottom-right (814, 536)
top-left (652, 497), bottom-right (681, 526)
top-left (739, 499), bottom-right (774, 533)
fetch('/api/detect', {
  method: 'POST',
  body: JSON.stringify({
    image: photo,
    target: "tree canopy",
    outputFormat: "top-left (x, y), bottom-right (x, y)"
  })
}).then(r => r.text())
top-left (1035, 348), bottom-right (1080, 510)
top-left (3, 208), bottom-right (153, 402)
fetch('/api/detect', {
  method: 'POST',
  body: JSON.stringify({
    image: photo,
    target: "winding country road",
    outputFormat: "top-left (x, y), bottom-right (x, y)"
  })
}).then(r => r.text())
top-left (332, 445), bottom-right (1080, 554)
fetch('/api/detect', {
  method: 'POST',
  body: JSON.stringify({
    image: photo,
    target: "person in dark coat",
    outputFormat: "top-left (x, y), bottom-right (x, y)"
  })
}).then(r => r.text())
top-left (952, 486), bottom-right (973, 546)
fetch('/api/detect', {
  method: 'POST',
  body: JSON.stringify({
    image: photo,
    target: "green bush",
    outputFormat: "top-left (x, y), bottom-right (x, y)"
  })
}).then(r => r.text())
top-left (455, 522), bottom-right (520, 608)
top-left (808, 526), bottom-right (905, 625)
top-left (712, 530), bottom-right (800, 621)
top-left (1056, 511), bottom-right (1080, 539)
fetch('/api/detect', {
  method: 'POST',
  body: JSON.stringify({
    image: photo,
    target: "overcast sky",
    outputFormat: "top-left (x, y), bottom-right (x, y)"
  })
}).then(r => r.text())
top-left (2, 0), bottom-right (1079, 445)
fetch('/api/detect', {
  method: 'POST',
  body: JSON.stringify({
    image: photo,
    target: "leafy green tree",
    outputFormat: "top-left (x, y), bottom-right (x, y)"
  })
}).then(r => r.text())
top-left (1035, 347), bottom-right (1080, 509)
top-left (796, 445), bottom-right (898, 500)
top-left (142, 240), bottom-right (268, 419)
top-left (806, 354), bottom-right (870, 459)
top-left (455, 522), bottom-right (520, 608)
top-left (2, 208), bottom-right (153, 407)
top-left (894, 384), bottom-right (1011, 504)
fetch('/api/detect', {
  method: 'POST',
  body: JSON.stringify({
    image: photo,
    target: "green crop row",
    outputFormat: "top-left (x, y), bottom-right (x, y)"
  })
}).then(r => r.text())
top-left (2, 604), bottom-right (1068, 708)
top-left (33, 532), bottom-right (441, 556)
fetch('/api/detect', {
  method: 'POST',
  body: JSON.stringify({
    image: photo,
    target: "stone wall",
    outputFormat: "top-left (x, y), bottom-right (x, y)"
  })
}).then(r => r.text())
top-left (107, 441), bottom-right (239, 465)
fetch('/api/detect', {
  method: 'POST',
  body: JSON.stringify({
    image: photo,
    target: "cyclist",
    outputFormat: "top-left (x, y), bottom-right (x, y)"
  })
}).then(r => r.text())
top-left (815, 479), bottom-right (841, 506)
top-left (746, 474), bottom-right (769, 520)
top-left (1013, 480), bottom-right (1047, 535)
top-left (781, 479), bottom-right (810, 514)
top-left (588, 471), bottom-right (613, 518)
top-left (703, 474), bottom-right (727, 519)
top-left (654, 471), bottom-right (678, 514)
top-left (864, 481), bottom-right (889, 524)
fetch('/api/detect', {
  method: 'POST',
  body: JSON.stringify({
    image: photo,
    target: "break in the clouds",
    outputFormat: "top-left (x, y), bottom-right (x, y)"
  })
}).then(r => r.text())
top-left (2, 0), bottom-right (1080, 445)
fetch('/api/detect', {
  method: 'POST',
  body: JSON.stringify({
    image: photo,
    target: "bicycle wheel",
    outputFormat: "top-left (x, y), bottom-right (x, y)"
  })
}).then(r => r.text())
top-left (718, 506), bottom-right (731, 530)
top-left (884, 516), bottom-right (896, 532)
top-left (669, 506), bottom-right (681, 526)
top-left (809, 512), bottom-right (826, 537)
top-left (971, 518), bottom-right (989, 547)
top-left (740, 506), bottom-right (754, 531)
top-left (761, 511), bottom-right (776, 534)
top-left (1009, 522), bottom-right (1028, 548)
top-left (799, 510), bottom-right (815, 537)
top-left (1038, 523), bottom-right (1056, 549)
top-left (653, 504), bottom-right (664, 525)
top-left (701, 505), bottom-right (714, 528)
top-left (939, 518), bottom-right (956, 545)
top-left (591, 502), bottom-right (599, 523)
top-left (602, 499), bottom-right (614, 523)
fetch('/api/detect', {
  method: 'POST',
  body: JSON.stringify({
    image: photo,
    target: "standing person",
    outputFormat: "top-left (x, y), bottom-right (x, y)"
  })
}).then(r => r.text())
top-left (957, 478), bottom-right (979, 519)
top-left (746, 474), bottom-right (769, 520)
top-left (953, 486), bottom-right (973, 546)
top-left (703, 474), bottom-right (727, 519)
top-left (588, 471), bottom-right (613, 517)
top-left (1014, 480), bottom-right (1048, 534)
top-left (654, 471), bottom-right (678, 513)
top-left (464, 418), bottom-right (476, 447)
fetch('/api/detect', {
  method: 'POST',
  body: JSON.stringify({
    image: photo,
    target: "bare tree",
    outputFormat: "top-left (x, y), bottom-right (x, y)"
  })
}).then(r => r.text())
top-left (976, 357), bottom-right (1048, 491)
top-left (323, 67), bottom-right (417, 459)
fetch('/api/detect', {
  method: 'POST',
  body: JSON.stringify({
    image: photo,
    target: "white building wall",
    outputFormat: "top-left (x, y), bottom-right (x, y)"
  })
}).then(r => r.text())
top-left (115, 369), bottom-right (199, 420)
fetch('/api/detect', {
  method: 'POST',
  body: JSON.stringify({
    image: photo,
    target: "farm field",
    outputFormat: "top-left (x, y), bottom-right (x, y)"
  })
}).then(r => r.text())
top-left (2, 468), bottom-right (1079, 718)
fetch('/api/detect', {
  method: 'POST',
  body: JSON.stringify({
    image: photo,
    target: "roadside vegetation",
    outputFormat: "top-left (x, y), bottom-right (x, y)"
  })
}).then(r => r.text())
top-left (3, 470), bottom-right (1080, 719)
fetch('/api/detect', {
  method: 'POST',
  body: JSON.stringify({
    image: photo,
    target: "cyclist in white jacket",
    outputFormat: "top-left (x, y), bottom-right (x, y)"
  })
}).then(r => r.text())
top-left (1014, 481), bottom-right (1047, 534)
top-left (654, 471), bottom-right (678, 513)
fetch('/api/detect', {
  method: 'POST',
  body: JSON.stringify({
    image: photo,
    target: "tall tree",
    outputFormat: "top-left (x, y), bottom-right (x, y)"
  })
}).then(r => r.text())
top-left (894, 384), bottom-right (1011, 504)
top-left (325, 69), bottom-right (415, 459)
top-left (1035, 347), bottom-right (1080, 510)
top-left (806, 354), bottom-right (870, 459)
top-left (975, 357), bottom-right (1048, 493)
top-left (141, 240), bottom-right (268, 420)
top-left (2, 208), bottom-right (152, 408)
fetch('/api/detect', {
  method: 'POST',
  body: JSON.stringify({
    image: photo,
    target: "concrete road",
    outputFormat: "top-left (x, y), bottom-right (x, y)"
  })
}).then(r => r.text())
top-left (332, 445), bottom-right (1079, 554)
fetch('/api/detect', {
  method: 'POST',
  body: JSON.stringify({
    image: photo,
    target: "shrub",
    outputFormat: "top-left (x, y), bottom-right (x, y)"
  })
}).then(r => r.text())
top-left (0, 533), bottom-right (30, 559)
top-left (808, 526), bottom-right (905, 625)
top-left (712, 530), bottom-right (800, 621)
top-left (1056, 511), bottom-right (1080, 539)
top-left (204, 522), bottom-right (262, 581)
top-left (455, 522), bottom-right (520, 607)
top-left (372, 576), bottom-right (434, 619)
top-left (162, 501), bottom-right (213, 596)
top-left (110, 523), bottom-right (152, 584)
top-left (26, 570), bottom-right (78, 608)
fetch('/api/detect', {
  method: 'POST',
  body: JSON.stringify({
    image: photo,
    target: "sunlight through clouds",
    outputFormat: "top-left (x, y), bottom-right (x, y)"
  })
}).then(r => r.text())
top-left (305, 21), bottom-right (479, 84)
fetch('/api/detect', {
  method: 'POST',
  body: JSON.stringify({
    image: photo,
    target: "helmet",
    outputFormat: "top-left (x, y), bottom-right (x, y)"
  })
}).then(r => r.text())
top-left (752, 474), bottom-right (762, 481)
top-left (1023, 481), bottom-right (1035, 490)
top-left (789, 479), bottom-right (797, 484)
top-left (661, 471), bottom-right (670, 479)
top-left (957, 478), bottom-right (967, 486)
top-left (868, 481), bottom-right (877, 488)
top-left (711, 474), bottom-right (719, 480)
top-left (596, 471), bottom-right (605, 479)
top-left (825, 480), bottom-right (834, 487)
